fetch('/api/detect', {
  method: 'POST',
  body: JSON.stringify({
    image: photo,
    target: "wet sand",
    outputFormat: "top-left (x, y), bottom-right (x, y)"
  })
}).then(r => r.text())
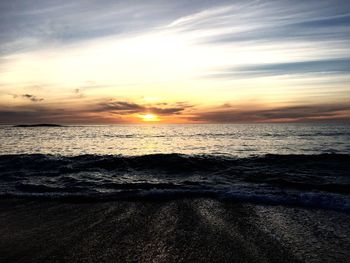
top-left (0, 198), bottom-right (349, 263)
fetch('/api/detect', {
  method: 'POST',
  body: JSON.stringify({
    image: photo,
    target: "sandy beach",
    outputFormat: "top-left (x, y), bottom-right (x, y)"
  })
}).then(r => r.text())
top-left (0, 198), bottom-right (349, 263)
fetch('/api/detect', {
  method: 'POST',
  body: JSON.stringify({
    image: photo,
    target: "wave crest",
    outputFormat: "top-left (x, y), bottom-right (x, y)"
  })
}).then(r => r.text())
top-left (0, 153), bottom-right (349, 211)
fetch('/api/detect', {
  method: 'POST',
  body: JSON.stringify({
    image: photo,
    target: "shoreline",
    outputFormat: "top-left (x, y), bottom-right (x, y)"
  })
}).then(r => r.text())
top-left (1, 198), bottom-right (349, 263)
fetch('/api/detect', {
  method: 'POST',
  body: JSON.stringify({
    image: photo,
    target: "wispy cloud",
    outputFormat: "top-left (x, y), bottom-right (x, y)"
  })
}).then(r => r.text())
top-left (0, 1), bottom-right (225, 55)
top-left (189, 103), bottom-right (350, 123)
top-left (168, 1), bottom-right (350, 45)
top-left (209, 58), bottom-right (350, 78)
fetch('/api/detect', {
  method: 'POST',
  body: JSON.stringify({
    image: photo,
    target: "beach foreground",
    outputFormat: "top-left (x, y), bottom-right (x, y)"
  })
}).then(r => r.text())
top-left (0, 199), bottom-right (349, 263)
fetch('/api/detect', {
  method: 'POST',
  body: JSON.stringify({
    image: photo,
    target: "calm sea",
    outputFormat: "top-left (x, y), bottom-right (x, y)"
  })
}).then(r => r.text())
top-left (1, 123), bottom-right (349, 156)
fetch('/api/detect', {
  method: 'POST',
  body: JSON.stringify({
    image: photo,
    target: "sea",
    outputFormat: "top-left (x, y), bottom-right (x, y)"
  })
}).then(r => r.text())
top-left (1, 123), bottom-right (349, 211)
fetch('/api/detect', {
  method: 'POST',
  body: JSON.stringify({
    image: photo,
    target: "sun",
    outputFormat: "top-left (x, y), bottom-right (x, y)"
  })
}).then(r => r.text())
top-left (140, 113), bottom-right (159, 122)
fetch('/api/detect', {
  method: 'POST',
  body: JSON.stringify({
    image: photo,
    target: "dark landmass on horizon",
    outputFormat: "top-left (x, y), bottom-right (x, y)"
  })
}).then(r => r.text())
top-left (13, 124), bottom-right (64, 127)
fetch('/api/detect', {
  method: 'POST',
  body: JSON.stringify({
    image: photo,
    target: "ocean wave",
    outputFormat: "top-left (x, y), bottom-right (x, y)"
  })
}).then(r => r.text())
top-left (1, 152), bottom-right (349, 170)
top-left (0, 153), bottom-right (349, 211)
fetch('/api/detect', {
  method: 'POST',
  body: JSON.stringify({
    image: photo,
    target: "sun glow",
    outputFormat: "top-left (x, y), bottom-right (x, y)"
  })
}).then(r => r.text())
top-left (140, 113), bottom-right (159, 122)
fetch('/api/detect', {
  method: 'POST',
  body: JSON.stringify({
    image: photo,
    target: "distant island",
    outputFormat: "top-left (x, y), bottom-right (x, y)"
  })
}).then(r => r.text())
top-left (14, 124), bottom-right (64, 127)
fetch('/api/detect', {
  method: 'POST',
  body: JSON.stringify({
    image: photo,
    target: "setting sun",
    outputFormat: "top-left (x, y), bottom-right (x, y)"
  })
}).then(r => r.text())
top-left (140, 114), bottom-right (159, 122)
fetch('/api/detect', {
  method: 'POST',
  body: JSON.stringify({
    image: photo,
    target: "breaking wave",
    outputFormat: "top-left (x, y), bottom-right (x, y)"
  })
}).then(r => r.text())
top-left (0, 153), bottom-right (349, 211)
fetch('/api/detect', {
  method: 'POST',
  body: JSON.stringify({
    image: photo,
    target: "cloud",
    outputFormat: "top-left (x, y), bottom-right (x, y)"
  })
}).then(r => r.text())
top-left (1, 100), bottom-right (349, 124)
top-left (21, 94), bottom-right (44, 102)
top-left (96, 100), bottom-right (189, 115)
top-left (209, 58), bottom-right (350, 78)
top-left (189, 103), bottom-right (350, 123)
top-left (96, 101), bottom-right (143, 114)
top-left (1, 0), bottom-right (350, 125)
top-left (181, 1), bottom-right (350, 46)
top-left (0, 99), bottom-right (193, 124)
top-left (147, 106), bottom-right (185, 115)
top-left (0, 106), bottom-right (66, 124)
top-left (0, 0), bottom-right (228, 55)
top-left (73, 88), bottom-right (84, 98)
top-left (3, 1), bottom-right (348, 57)
top-left (0, 106), bottom-right (120, 124)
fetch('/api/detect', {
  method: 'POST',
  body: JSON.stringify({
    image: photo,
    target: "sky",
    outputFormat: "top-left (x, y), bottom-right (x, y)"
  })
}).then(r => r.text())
top-left (0, 0), bottom-right (350, 124)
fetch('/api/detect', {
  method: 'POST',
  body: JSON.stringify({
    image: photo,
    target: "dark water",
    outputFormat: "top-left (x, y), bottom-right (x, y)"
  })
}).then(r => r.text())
top-left (0, 124), bottom-right (349, 211)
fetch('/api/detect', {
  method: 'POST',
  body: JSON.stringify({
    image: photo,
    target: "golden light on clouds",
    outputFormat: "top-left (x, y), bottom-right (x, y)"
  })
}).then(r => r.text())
top-left (0, 1), bottom-right (350, 124)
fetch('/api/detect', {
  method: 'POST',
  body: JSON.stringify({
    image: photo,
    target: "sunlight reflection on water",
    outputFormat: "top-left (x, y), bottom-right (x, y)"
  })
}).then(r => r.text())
top-left (1, 123), bottom-right (349, 156)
